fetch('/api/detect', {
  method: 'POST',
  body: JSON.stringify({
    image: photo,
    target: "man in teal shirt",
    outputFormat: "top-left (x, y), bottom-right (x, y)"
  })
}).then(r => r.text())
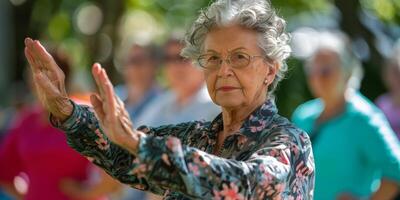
top-left (292, 31), bottom-right (400, 199)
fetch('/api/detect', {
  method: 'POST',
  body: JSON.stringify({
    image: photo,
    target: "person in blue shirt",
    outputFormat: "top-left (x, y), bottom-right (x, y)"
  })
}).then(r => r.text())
top-left (292, 31), bottom-right (400, 200)
top-left (136, 38), bottom-right (220, 127)
top-left (114, 43), bottom-right (162, 122)
top-left (114, 43), bottom-right (162, 200)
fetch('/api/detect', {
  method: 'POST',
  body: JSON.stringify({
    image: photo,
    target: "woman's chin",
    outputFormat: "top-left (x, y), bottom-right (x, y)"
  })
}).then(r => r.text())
top-left (216, 99), bottom-right (243, 109)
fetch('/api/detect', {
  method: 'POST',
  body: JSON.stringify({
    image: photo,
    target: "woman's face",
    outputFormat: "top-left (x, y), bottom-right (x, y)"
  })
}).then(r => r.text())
top-left (203, 25), bottom-right (276, 109)
top-left (123, 46), bottom-right (156, 87)
top-left (307, 50), bottom-right (346, 100)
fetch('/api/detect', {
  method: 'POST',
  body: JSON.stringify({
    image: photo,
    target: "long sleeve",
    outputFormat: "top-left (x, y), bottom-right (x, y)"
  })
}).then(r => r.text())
top-left (51, 103), bottom-right (164, 195)
top-left (135, 133), bottom-right (294, 199)
top-left (53, 102), bottom-right (313, 199)
top-left (51, 102), bottom-right (198, 195)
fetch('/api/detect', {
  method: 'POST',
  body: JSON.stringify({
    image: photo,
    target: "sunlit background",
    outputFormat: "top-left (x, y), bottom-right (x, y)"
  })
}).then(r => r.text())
top-left (0, 0), bottom-right (399, 116)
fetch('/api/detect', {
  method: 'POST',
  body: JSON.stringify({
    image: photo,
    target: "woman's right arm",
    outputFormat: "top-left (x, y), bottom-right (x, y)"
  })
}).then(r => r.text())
top-left (51, 101), bottom-right (197, 195)
top-left (23, 38), bottom-right (163, 194)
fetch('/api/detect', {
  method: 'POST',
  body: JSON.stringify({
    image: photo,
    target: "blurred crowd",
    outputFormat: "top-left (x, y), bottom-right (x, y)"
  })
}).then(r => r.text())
top-left (0, 29), bottom-right (400, 200)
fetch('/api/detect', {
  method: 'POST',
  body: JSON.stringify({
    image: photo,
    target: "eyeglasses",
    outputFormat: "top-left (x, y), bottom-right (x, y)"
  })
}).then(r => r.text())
top-left (197, 52), bottom-right (267, 70)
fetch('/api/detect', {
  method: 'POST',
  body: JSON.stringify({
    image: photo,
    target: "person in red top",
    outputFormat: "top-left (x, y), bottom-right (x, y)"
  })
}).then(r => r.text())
top-left (0, 49), bottom-right (120, 199)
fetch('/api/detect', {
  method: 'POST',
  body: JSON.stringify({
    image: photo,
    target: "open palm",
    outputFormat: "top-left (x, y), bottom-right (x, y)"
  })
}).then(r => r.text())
top-left (24, 38), bottom-right (141, 152)
top-left (24, 38), bottom-right (72, 120)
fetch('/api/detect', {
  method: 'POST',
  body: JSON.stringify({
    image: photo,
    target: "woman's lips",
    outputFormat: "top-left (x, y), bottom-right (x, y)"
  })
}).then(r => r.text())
top-left (217, 86), bottom-right (240, 92)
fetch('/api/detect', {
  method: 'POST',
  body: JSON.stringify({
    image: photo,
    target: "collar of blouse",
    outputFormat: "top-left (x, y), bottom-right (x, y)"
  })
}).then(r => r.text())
top-left (207, 99), bottom-right (278, 156)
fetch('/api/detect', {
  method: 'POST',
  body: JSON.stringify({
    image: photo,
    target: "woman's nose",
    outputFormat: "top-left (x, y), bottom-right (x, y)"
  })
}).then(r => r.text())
top-left (217, 60), bottom-right (234, 77)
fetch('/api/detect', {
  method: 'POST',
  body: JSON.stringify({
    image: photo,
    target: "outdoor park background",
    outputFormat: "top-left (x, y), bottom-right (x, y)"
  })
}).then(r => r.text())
top-left (0, 0), bottom-right (399, 117)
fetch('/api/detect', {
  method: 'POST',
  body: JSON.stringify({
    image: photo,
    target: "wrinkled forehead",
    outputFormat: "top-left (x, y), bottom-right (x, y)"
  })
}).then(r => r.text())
top-left (203, 25), bottom-right (261, 54)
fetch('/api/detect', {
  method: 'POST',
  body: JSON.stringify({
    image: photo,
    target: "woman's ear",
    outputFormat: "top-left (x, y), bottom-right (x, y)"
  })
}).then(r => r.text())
top-left (264, 61), bottom-right (279, 85)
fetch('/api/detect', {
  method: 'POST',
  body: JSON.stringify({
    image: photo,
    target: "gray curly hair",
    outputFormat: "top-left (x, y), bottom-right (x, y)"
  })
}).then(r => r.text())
top-left (181, 0), bottom-right (291, 96)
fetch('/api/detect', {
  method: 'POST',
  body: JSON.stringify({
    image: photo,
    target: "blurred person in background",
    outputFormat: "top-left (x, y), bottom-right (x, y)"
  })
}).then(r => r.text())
top-left (376, 41), bottom-right (400, 140)
top-left (114, 43), bottom-right (163, 200)
top-left (292, 31), bottom-right (400, 200)
top-left (114, 43), bottom-right (162, 122)
top-left (0, 83), bottom-right (29, 200)
top-left (136, 38), bottom-right (220, 127)
top-left (0, 82), bottom-right (31, 142)
top-left (0, 49), bottom-right (120, 200)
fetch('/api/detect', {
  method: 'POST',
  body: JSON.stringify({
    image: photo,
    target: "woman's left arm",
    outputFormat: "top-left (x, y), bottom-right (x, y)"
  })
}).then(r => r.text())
top-left (130, 131), bottom-right (313, 199)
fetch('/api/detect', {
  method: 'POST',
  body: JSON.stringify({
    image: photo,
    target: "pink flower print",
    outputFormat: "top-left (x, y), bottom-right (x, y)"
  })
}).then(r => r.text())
top-left (219, 183), bottom-right (245, 200)
top-left (213, 189), bottom-right (222, 200)
top-left (193, 151), bottom-right (201, 163)
top-left (291, 145), bottom-right (299, 156)
top-left (250, 126), bottom-right (258, 133)
top-left (130, 164), bottom-right (148, 179)
top-left (237, 136), bottom-right (248, 146)
top-left (260, 172), bottom-right (274, 189)
top-left (94, 129), bottom-right (102, 137)
top-left (296, 161), bottom-right (312, 177)
top-left (166, 137), bottom-right (182, 154)
top-left (249, 115), bottom-right (255, 120)
top-left (274, 183), bottom-right (286, 193)
top-left (95, 137), bottom-right (110, 150)
top-left (278, 152), bottom-right (289, 165)
top-left (192, 151), bottom-right (209, 167)
top-left (260, 120), bottom-right (267, 127)
top-left (132, 157), bottom-right (140, 164)
top-left (269, 149), bottom-right (278, 157)
top-left (188, 163), bottom-right (200, 176)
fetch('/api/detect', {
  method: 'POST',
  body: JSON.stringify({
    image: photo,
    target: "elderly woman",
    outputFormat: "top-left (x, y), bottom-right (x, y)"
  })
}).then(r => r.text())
top-left (292, 32), bottom-right (400, 200)
top-left (24, 0), bottom-right (314, 199)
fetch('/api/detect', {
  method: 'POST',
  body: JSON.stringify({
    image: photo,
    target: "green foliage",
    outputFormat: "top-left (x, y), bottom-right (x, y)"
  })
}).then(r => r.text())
top-left (7, 0), bottom-right (400, 114)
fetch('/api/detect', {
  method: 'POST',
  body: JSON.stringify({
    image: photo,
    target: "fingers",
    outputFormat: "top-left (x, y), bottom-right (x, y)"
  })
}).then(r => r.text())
top-left (25, 47), bottom-right (37, 73)
top-left (99, 68), bottom-right (117, 117)
top-left (91, 63), bottom-right (117, 122)
top-left (34, 72), bottom-right (60, 97)
top-left (115, 96), bottom-right (134, 129)
top-left (32, 40), bottom-right (55, 67)
top-left (90, 94), bottom-right (105, 122)
top-left (24, 39), bottom-right (41, 74)
top-left (91, 63), bottom-right (105, 97)
top-left (25, 38), bottom-right (60, 76)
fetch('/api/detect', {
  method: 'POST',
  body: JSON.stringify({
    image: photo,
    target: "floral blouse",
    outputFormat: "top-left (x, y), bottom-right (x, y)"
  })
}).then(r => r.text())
top-left (52, 100), bottom-right (315, 199)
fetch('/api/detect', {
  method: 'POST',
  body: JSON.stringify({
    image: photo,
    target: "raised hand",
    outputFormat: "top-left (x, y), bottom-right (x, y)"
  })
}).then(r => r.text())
top-left (90, 64), bottom-right (143, 153)
top-left (24, 38), bottom-right (73, 120)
